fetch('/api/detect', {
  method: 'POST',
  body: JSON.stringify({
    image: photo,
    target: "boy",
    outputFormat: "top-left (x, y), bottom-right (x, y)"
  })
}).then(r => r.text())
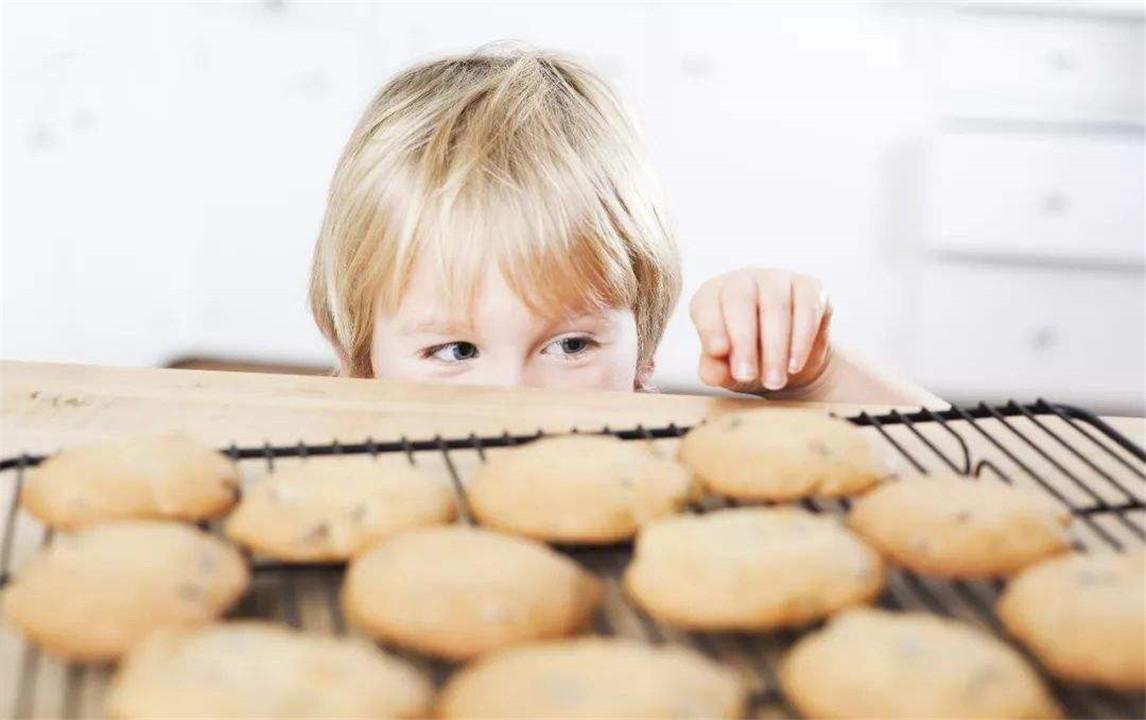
top-left (310, 47), bottom-right (938, 406)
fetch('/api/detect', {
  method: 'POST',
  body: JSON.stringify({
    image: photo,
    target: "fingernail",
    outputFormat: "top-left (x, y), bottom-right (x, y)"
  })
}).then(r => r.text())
top-left (765, 369), bottom-right (786, 390)
top-left (788, 358), bottom-right (802, 374)
top-left (735, 361), bottom-right (755, 382)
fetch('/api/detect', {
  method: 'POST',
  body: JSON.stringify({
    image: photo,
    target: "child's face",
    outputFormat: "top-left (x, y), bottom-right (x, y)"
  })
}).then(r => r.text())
top-left (371, 259), bottom-right (647, 391)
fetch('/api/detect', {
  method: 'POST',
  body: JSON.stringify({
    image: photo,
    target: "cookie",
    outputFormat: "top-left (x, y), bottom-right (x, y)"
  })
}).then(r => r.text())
top-left (437, 637), bottom-right (748, 719)
top-left (3, 521), bottom-right (249, 661)
top-left (105, 621), bottom-right (432, 718)
top-left (21, 435), bottom-right (239, 529)
top-left (342, 526), bottom-right (601, 660)
top-left (779, 608), bottom-right (1060, 719)
top-left (847, 473), bottom-right (1071, 578)
top-left (467, 434), bottom-right (696, 544)
top-left (623, 506), bottom-right (884, 630)
top-left (224, 456), bottom-right (455, 562)
top-left (677, 408), bottom-right (890, 501)
top-left (998, 551), bottom-right (1145, 690)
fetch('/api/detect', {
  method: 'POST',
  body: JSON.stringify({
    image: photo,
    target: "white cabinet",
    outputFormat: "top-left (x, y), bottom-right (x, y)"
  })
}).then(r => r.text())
top-left (940, 13), bottom-right (1145, 125)
top-left (913, 4), bottom-right (1145, 412)
top-left (927, 132), bottom-right (1145, 264)
top-left (909, 264), bottom-right (1144, 409)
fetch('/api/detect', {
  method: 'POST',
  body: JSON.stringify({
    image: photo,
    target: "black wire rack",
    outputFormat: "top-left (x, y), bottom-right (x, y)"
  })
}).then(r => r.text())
top-left (1, 399), bottom-right (1144, 718)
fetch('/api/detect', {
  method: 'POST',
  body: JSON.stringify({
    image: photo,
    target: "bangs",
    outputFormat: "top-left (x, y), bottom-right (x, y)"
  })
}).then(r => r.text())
top-left (374, 157), bottom-right (640, 327)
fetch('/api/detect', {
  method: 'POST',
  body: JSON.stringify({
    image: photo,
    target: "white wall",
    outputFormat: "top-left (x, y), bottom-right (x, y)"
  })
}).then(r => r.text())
top-left (2, 1), bottom-right (1143, 413)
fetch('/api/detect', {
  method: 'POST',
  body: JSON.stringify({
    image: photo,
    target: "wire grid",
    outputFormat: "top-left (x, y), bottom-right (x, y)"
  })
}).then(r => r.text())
top-left (1, 399), bottom-right (1144, 719)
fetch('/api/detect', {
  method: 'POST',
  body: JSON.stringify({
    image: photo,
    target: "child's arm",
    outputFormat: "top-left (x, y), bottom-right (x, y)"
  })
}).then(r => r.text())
top-left (689, 268), bottom-right (945, 408)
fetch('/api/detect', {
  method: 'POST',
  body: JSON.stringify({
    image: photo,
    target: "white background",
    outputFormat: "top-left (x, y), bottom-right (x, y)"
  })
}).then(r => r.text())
top-left (2, 1), bottom-right (1143, 412)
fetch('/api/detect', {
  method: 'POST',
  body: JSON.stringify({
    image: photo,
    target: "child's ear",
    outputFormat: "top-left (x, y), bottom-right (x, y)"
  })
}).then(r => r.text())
top-left (635, 360), bottom-right (656, 392)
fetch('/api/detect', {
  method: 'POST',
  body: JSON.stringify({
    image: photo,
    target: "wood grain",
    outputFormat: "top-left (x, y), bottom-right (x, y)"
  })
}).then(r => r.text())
top-left (0, 361), bottom-right (908, 458)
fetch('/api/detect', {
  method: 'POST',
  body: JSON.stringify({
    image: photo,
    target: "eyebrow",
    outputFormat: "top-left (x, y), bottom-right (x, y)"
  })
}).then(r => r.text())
top-left (400, 317), bottom-right (476, 335)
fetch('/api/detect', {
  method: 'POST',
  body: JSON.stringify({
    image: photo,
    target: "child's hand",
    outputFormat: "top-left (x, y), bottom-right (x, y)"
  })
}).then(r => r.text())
top-left (689, 268), bottom-right (833, 394)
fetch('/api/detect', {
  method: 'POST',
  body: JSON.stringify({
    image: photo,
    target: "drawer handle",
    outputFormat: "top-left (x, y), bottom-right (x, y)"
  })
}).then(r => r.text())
top-left (1041, 192), bottom-right (1070, 216)
top-left (1030, 326), bottom-right (1058, 352)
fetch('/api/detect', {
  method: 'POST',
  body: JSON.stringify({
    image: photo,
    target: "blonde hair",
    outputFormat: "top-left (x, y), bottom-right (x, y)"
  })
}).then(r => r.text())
top-left (309, 44), bottom-right (681, 377)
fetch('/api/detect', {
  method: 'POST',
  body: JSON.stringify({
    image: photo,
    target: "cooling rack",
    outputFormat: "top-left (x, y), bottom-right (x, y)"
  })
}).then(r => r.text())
top-left (1, 399), bottom-right (1143, 718)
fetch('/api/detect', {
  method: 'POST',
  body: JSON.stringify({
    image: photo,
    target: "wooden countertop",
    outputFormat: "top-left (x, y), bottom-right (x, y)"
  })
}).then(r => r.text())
top-left (0, 361), bottom-right (872, 457)
top-left (1, 361), bottom-right (1141, 457)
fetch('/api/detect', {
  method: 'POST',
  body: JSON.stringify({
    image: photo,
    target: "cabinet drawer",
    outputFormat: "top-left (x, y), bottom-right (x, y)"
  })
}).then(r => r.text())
top-left (926, 132), bottom-right (1144, 264)
top-left (909, 264), bottom-right (1144, 409)
top-left (941, 13), bottom-right (1144, 125)
top-left (956, 1), bottom-right (1146, 20)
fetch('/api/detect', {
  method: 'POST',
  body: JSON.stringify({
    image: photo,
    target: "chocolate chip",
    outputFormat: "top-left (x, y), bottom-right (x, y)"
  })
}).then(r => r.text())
top-left (348, 504), bottom-right (369, 523)
top-left (301, 522), bottom-right (331, 544)
top-left (808, 440), bottom-right (832, 458)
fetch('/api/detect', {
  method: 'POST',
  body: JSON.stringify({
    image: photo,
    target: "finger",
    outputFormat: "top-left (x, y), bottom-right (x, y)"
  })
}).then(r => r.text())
top-left (698, 353), bottom-right (734, 388)
top-left (688, 283), bottom-right (730, 357)
top-left (699, 354), bottom-right (765, 395)
top-left (758, 279), bottom-right (792, 391)
top-left (788, 280), bottom-right (828, 374)
top-left (789, 301), bottom-right (833, 386)
top-left (719, 276), bottom-right (760, 384)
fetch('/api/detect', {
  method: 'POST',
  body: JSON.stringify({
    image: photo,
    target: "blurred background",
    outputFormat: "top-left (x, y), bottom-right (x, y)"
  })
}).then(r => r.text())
top-left (2, 0), bottom-right (1143, 413)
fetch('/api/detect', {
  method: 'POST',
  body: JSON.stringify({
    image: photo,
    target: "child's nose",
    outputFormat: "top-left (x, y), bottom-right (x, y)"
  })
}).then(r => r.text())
top-left (472, 362), bottom-right (527, 389)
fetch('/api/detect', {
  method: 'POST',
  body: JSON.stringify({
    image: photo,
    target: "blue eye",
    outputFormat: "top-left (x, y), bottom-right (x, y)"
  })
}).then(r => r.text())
top-left (543, 336), bottom-right (598, 358)
top-left (427, 342), bottom-right (479, 363)
top-left (561, 337), bottom-right (588, 354)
